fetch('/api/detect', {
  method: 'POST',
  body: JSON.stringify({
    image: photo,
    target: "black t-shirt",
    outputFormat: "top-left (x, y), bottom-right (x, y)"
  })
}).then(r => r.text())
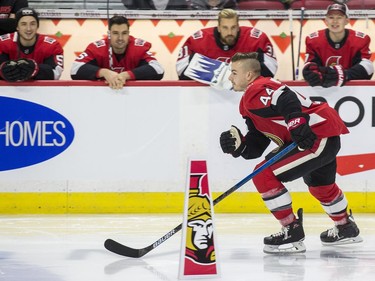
top-left (0, 0), bottom-right (29, 35)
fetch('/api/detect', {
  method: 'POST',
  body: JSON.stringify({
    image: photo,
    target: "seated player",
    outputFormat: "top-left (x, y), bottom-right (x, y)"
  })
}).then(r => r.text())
top-left (302, 3), bottom-right (373, 88)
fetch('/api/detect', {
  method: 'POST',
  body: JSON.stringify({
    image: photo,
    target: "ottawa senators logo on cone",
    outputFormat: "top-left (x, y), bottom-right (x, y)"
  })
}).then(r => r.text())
top-left (179, 160), bottom-right (219, 278)
top-left (185, 188), bottom-right (215, 264)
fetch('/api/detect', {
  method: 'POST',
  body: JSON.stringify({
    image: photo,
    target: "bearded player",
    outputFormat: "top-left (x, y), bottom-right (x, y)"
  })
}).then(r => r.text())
top-left (302, 3), bottom-right (373, 88)
top-left (176, 8), bottom-right (277, 90)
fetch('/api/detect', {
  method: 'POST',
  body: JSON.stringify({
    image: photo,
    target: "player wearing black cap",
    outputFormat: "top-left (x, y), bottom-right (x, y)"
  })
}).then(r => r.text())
top-left (0, 7), bottom-right (64, 82)
top-left (302, 3), bottom-right (373, 88)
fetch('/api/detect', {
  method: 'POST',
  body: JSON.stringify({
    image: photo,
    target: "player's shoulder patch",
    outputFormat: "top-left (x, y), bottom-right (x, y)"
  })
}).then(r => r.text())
top-left (355, 31), bottom-right (366, 39)
top-left (43, 36), bottom-right (57, 44)
top-left (250, 28), bottom-right (262, 39)
top-left (192, 30), bottom-right (204, 40)
top-left (93, 39), bottom-right (106, 48)
top-left (134, 38), bottom-right (146, 46)
top-left (307, 31), bottom-right (319, 39)
top-left (0, 33), bottom-right (11, 41)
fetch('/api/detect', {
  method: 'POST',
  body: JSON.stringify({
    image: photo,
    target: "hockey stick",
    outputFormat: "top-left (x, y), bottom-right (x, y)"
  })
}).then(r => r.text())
top-left (295, 3), bottom-right (305, 80)
top-left (104, 142), bottom-right (298, 258)
top-left (106, 0), bottom-right (114, 70)
top-left (289, 9), bottom-right (296, 80)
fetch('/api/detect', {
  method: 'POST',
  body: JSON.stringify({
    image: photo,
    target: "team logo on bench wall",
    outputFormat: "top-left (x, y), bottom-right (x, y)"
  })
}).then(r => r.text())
top-left (0, 97), bottom-right (75, 171)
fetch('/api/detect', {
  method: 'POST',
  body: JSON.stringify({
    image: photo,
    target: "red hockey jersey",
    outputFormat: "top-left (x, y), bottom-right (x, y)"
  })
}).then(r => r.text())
top-left (0, 32), bottom-right (64, 79)
top-left (305, 29), bottom-right (371, 68)
top-left (239, 76), bottom-right (349, 146)
top-left (177, 26), bottom-right (277, 78)
top-left (71, 35), bottom-right (161, 80)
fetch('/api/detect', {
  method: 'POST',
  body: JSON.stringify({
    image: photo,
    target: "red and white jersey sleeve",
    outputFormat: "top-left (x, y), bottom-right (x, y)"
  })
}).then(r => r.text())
top-left (239, 76), bottom-right (348, 146)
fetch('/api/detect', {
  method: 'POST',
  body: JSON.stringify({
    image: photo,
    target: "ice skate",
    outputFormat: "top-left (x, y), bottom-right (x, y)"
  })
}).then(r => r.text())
top-left (320, 210), bottom-right (363, 246)
top-left (263, 208), bottom-right (306, 254)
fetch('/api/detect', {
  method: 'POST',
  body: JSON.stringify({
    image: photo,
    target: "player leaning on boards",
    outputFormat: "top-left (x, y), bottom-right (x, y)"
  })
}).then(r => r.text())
top-left (0, 7), bottom-right (64, 82)
top-left (176, 8), bottom-right (277, 90)
top-left (302, 3), bottom-right (374, 88)
top-left (220, 52), bottom-right (362, 254)
top-left (71, 16), bottom-right (164, 90)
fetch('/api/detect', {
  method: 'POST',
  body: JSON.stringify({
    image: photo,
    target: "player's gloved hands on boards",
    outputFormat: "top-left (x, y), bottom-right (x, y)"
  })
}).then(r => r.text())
top-left (319, 65), bottom-right (346, 88)
top-left (0, 60), bottom-right (20, 82)
top-left (220, 125), bottom-right (246, 158)
top-left (302, 62), bottom-right (323, 87)
top-left (16, 58), bottom-right (39, 81)
top-left (286, 112), bottom-right (317, 150)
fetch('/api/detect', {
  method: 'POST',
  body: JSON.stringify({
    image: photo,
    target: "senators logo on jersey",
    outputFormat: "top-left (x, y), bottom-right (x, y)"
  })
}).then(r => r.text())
top-left (325, 56), bottom-right (342, 66)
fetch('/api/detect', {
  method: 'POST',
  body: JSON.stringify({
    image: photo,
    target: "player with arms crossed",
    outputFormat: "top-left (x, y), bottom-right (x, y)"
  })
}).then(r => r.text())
top-left (220, 52), bottom-right (362, 254)
top-left (176, 8), bottom-right (277, 90)
top-left (0, 7), bottom-right (64, 82)
top-left (71, 15), bottom-right (164, 90)
top-left (302, 3), bottom-right (373, 88)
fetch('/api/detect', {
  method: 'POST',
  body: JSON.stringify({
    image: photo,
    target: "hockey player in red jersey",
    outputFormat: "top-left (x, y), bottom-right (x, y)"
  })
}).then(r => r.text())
top-left (220, 52), bottom-right (362, 254)
top-left (302, 3), bottom-right (373, 88)
top-left (176, 9), bottom-right (277, 90)
top-left (0, 7), bottom-right (64, 81)
top-left (71, 16), bottom-right (164, 90)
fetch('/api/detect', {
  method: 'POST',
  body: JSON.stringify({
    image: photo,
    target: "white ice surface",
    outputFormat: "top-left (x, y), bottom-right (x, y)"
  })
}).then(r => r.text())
top-left (1, 213), bottom-right (375, 281)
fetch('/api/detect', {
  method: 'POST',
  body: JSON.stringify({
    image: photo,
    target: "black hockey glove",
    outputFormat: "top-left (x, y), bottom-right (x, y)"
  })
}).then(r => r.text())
top-left (302, 62), bottom-right (323, 87)
top-left (0, 60), bottom-right (21, 82)
top-left (319, 65), bottom-right (346, 88)
top-left (16, 58), bottom-right (39, 81)
top-left (220, 125), bottom-right (246, 158)
top-left (286, 112), bottom-right (317, 150)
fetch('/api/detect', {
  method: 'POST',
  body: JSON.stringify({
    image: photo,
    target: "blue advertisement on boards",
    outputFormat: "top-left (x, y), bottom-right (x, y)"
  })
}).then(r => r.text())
top-left (0, 97), bottom-right (75, 171)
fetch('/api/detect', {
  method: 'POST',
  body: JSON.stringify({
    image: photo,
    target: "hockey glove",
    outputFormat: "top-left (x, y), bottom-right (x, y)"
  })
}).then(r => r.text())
top-left (319, 65), bottom-right (346, 88)
top-left (220, 125), bottom-right (246, 158)
top-left (286, 112), bottom-right (317, 150)
top-left (0, 60), bottom-right (21, 82)
top-left (302, 62), bottom-right (323, 87)
top-left (16, 58), bottom-right (39, 81)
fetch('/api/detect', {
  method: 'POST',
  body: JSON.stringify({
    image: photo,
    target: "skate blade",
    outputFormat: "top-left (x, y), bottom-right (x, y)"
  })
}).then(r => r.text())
top-left (263, 241), bottom-right (306, 255)
top-left (321, 235), bottom-right (364, 246)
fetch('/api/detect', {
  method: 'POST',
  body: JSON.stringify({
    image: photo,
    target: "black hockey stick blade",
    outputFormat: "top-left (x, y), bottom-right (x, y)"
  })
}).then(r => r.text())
top-left (104, 238), bottom-right (153, 258)
top-left (105, 224), bottom-right (183, 258)
top-left (104, 142), bottom-right (297, 258)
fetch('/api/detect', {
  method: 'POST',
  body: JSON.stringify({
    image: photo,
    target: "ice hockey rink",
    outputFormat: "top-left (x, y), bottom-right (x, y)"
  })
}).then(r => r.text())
top-left (1, 213), bottom-right (374, 281)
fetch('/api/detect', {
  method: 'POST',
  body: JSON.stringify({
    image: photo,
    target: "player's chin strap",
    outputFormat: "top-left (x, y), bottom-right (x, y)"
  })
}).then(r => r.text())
top-left (184, 53), bottom-right (233, 90)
